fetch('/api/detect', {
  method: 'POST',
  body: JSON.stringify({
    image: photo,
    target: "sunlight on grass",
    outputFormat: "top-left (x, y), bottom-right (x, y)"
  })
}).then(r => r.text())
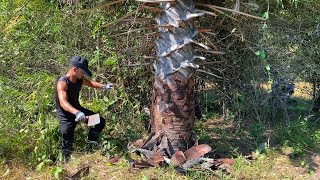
top-left (1, 150), bottom-right (317, 179)
top-left (232, 150), bottom-right (313, 179)
top-left (260, 82), bottom-right (313, 100)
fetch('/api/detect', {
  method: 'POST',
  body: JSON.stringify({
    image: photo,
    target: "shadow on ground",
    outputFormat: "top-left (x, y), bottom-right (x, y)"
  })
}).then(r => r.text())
top-left (193, 91), bottom-right (320, 178)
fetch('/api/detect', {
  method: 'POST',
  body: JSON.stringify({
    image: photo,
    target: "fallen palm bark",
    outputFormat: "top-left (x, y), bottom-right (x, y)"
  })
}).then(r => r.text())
top-left (128, 138), bottom-right (235, 173)
top-left (64, 166), bottom-right (90, 180)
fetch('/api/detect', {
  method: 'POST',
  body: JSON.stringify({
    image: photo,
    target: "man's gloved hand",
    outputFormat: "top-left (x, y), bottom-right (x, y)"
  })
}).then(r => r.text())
top-left (103, 83), bottom-right (115, 91)
top-left (75, 111), bottom-right (87, 122)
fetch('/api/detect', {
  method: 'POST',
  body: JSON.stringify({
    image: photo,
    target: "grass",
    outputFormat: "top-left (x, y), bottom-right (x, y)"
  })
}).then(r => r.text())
top-left (0, 145), bottom-right (318, 179)
top-left (1, 112), bottom-right (319, 179)
top-left (2, 81), bottom-right (319, 179)
top-left (1, 73), bottom-right (319, 179)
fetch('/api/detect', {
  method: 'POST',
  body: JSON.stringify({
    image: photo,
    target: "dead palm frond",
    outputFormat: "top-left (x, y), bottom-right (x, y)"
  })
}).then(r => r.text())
top-left (77, 0), bottom-right (126, 14)
top-left (196, 3), bottom-right (266, 21)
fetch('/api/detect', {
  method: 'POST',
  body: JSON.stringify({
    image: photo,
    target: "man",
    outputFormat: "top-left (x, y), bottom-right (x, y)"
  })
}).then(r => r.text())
top-left (55, 55), bottom-right (114, 159)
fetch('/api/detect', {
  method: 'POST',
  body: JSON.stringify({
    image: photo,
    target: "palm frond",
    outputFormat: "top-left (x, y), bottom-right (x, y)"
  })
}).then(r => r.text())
top-left (121, 18), bottom-right (155, 22)
top-left (198, 32), bottom-right (218, 51)
top-left (141, 4), bottom-right (163, 12)
top-left (111, 26), bottom-right (157, 37)
top-left (102, 4), bottom-right (145, 28)
top-left (77, 0), bottom-right (126, 14)
top-left (196, 69), bottom-right (223, 79)
top-left (195, 49), bottom-right (225, 55)
top-left (196, 3), bottom-right (266, 21)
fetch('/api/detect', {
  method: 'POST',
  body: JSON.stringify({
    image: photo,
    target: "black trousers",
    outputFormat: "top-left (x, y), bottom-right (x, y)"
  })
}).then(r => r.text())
top-left (58, 107), bottom-right (106, 157)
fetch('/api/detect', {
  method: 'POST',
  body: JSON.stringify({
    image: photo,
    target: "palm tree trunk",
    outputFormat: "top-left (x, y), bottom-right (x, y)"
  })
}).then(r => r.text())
top-left (149, 0), bottom-right (200, 151)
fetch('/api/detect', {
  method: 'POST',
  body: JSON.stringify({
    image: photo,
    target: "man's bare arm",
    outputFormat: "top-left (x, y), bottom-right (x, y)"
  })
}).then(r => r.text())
top-left (57, 81), bottom-right (79, 115)
top-left (82, 77), bottom-right (104, 89)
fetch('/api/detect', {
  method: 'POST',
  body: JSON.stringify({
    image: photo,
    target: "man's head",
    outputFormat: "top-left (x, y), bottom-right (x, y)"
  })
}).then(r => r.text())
top-left (69, 56), bottom-right (92, 79)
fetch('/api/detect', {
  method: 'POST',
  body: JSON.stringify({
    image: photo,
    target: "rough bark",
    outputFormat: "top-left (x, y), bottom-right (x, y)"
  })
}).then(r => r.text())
top-left (151, 73), bottom-right (196, 151)
top-left (149, 0), bottom-right (202, 151)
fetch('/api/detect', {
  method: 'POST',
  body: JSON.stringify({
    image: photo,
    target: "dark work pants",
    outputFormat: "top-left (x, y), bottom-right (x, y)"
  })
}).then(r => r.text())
top-left (58, 107), bottom-right (106, 157)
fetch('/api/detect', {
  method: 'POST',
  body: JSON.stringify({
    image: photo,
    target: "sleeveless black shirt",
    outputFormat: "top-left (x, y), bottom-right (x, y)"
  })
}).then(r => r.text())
top-left (55, 76), bottom-right (83, 120)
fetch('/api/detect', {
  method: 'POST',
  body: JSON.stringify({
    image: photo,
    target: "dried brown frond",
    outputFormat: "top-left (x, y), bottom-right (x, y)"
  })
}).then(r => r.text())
top-left (196, 3), bottom-right (266, 21)
top-left (77, 0), bottom-right (126, 14)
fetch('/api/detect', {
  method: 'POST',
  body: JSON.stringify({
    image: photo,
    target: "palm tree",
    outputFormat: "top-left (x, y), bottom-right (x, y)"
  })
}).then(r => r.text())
top-left (139, 0), bottom-right (205, 152)
top-left (110, 0), bottom-right (264, 162)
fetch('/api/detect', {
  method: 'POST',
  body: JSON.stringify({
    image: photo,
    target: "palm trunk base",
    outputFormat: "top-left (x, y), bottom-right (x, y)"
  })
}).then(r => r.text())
top-left (150, 74), bottom-right (196, 150)
top-left (128, 131), bottom-right (216, 168)
top-left (140, 130), bottom-right (198, 157)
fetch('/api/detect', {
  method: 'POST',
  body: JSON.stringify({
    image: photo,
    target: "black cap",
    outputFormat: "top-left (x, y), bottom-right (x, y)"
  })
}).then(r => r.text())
top-left (70, 56), bottom-right (92, 77)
